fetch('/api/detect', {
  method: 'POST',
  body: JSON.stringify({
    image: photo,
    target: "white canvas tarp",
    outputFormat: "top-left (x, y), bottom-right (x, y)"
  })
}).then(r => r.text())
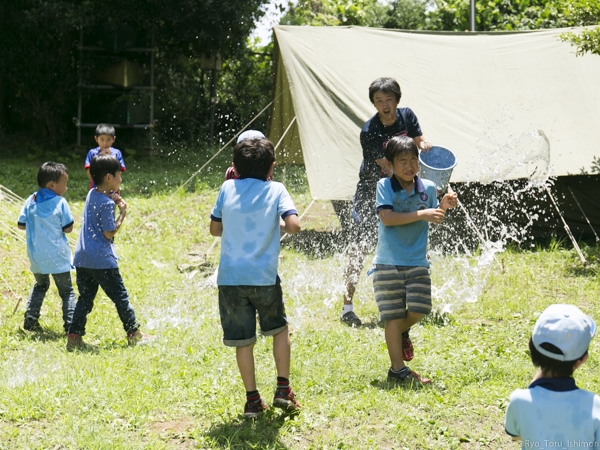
top-left (269, 26), bottom-right (600, 200)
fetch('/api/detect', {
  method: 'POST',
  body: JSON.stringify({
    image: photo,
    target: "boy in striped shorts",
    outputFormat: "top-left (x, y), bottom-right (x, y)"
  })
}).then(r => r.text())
top-left (373, 136), bottom-right (457, 385)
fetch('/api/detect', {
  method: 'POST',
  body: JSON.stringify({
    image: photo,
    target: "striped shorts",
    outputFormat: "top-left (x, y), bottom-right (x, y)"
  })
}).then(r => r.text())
top-left (373, 265), bottom-right (432, 321)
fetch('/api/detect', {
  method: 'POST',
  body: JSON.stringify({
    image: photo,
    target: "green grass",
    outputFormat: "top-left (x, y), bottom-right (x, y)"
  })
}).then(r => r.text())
top-left (0, 157), bottom-right (599, 449)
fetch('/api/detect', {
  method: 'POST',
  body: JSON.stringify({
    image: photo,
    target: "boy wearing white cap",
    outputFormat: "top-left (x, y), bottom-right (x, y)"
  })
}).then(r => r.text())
top-left (505, 304), bottom-right (600, 447)
top-left (225, 130), bottom-right (266, 180)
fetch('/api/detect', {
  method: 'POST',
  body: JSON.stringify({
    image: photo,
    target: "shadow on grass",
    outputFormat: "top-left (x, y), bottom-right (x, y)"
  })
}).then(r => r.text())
top-left (202, 409), bottom-right (295, 449)
top-left (370, 377), bottom-right (437, 392)
top-left (15, 327), bottom-right (66, 342)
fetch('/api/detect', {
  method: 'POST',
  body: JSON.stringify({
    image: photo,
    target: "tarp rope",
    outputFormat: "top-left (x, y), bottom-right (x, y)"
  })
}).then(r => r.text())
top-left (544, 185), bottom-right (587, 264)
top-left (176, 91), bottom-right (284, 193)
top-left (568, 186), bottom-right (600, 243)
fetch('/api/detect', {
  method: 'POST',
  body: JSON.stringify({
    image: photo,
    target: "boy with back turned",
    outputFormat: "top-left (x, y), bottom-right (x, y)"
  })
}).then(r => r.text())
top-left (505, 304), bottom-right (600, 447)
top-left (209, 137), bottom-right (301, 419)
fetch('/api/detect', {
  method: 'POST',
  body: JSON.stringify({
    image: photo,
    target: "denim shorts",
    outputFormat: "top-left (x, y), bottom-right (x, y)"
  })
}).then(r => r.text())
top-left (373, 265), bottom-right (432, 322)
top-left (218, 276), bottom-right (288, 347)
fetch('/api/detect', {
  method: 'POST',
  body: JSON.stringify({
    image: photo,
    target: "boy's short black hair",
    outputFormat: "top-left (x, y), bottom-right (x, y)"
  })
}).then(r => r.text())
top-left (37, 162), bottom-right (68, 188)
top-left (90, 154), bottom-right (121, 185)
top-left (528, 337), bottom-right (584, 378)
top-left (95, 123), bottom-right (116, 137)
top-left (369, 77), bottom-right (402, 103)
top-left (232, 138), bottom-right (275, 180)
top-left (385, 135), bottom-right (418, 162)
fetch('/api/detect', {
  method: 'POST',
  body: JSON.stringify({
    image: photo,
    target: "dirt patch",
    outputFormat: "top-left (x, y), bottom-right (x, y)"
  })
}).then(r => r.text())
top-left (147, 416), bottom-right (197, 448)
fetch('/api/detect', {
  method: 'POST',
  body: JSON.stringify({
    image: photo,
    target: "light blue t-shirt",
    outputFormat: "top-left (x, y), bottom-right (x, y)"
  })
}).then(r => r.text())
top-left (18, 188), bottom-right (74, 274)
top-left (73, 189), bottom-right (119, 269)
top-left (210, 177), bottom-right (297, 286)
top-left (373, 175), bottom-right (438, 268)
top-left (505, 378), bottom-right (600, 449)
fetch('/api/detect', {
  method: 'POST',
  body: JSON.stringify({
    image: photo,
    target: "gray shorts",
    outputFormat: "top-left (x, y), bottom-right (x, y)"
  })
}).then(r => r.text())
top-left (373, 265), bottom-right (432, 322)
top-left (218, 276), bottom-right (288, 347)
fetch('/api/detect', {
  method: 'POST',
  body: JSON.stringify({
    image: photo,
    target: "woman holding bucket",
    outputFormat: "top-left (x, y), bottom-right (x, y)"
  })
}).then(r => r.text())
top-left (338, 77), bottom-right (431, 359)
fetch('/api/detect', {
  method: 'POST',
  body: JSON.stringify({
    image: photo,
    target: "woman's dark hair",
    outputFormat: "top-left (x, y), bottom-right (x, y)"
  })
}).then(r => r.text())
top-left (529, 337), bottom-right (585, 378)
top-left (37, 162), bottom-right (68, 188)
top-left (90, 154), bottom-right (121, 185)
top-left (232, 138), bottom-right (275, 179)
top-left (368, 77), bottom-right (402, 103)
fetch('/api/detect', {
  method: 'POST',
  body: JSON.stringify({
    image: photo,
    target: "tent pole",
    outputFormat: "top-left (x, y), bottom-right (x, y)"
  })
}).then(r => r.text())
top-left (273, 116), bottom-right (297, 185)
top-left (567, 186), bottom-right (600, 243)
top-left (544, 185), bottom-right (586, 264)
top-left (469, 0), bottom-right (476, 31)
top-left (273, 116), bottom-right (297, 153)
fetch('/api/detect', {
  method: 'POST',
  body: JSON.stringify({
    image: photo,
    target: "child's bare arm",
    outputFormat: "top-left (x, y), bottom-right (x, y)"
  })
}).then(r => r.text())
top-left (103, 195), bottom-right (127, 240)
top-left (440, 192), bottom-right (458, 211)
top-left (379, 208), bottom-right (445, 226)
top-left (210, 220), bottom-right (223, 237)
top-left (63, 224), bottom-right (74, 233)
top-left (281, 214), bottom-right (301, 234)
top-left (85, 168), bottom-right (92, 180)
top-left (18, 223), bottom-right (26, 230)
top-left (413, 135), bottom-right (432, 152)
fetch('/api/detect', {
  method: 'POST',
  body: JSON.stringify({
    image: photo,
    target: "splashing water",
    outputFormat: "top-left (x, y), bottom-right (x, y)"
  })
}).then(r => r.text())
top-left (428, 130), bottom-right (552, 317)
top-left (2, 348), bottom-right (62, 388)
top-left (476, 129), bottom-right (551, 185)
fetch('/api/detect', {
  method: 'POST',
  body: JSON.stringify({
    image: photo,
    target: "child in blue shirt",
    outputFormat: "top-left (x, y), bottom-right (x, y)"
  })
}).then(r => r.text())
top-left (68, 154), bottom-right (149, 350)
top-left (17, 162), bottom-right (76, 333)
top-left (373, 135), bottom-right (457, 385)
top-left (210, 137), bottom-right (301, 419)
top-left (84, 124), bottom-right (126, 190)
top-left (505, 304), bottom-right (600, 447)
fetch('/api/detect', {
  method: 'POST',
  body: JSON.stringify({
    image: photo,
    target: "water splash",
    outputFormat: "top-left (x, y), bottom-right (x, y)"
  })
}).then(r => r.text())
top-left (2, 348), bottom-right (61, 388)
top-left (428, 129), bottom-right (553, 317)
top-left (476, 129), bottom-right (551, 184)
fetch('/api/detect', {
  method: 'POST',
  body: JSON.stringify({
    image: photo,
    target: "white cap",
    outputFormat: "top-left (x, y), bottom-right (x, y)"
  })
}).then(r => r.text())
top-left (236, 130), bottom-right (265, 144)
top-left (532, 304), bottom-right (596, 361)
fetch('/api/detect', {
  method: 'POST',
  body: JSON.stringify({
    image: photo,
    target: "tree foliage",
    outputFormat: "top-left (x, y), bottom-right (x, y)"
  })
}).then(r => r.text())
top-left (560, 0), bottom-right (600, 56)
top-left (0, 0), bottom-right (269, 149)
top-left (425, 0), bottom-right (573, 31)
top-left (280, 0), bottom-right (390, 27)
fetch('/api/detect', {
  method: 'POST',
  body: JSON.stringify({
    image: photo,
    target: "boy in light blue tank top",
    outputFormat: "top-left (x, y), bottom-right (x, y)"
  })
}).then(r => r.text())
top-left (372, 136), bottom-right (457, 386)
top-left (210, 137), bottom-right (301, 419)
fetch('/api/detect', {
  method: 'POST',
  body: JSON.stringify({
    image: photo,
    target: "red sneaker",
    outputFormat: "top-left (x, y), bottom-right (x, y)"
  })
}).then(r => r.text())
top-left (243, 399), bottom-right (268, 419)
top-left (402, 336), bottom-right (414, 361)
top-left (273, 388), bottom-right (301, 413)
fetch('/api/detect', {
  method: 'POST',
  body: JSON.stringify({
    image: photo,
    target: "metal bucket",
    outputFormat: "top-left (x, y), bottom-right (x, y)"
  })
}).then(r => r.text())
top-left (419, 146), bottom-right (457, 191)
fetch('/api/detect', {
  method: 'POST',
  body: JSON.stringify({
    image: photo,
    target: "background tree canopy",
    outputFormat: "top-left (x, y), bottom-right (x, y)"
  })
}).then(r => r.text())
top-left (0, 0), bottom-right (597, 154)
top-left (0, 0), bottom-right (269, 150)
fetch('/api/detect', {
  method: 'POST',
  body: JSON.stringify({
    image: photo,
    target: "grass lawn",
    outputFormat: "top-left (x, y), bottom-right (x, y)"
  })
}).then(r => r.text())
top-left (0, 155), bottom-right (599, 449)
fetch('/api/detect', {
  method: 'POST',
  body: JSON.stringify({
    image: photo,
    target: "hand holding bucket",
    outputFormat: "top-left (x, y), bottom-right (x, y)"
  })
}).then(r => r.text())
top-left (418, 146), bottom-right (457, 192)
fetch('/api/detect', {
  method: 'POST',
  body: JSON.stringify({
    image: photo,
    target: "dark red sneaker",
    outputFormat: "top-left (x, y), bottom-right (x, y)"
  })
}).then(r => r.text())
top-left (243, 399), bottom-right (268, 419)
top-left (402, 336), bottom-right (414, 361)
top-left (273, 388), bottom-right (301, 413)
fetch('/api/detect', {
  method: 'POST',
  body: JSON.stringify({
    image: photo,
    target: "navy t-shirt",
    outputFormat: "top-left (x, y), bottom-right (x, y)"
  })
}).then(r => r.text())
top-left (355, 107), bottom-right (423, 204)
